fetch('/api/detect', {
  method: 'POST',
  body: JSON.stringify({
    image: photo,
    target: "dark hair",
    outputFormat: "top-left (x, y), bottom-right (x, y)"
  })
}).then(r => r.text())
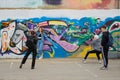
top-left (31, 31), bottom-right (35, 35)
top-left (100, 25), bottom-right (107, 29)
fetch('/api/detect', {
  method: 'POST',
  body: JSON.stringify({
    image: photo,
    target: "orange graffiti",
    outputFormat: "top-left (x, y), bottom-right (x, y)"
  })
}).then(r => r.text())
top-left (2, 32), bottom-right (8, 52)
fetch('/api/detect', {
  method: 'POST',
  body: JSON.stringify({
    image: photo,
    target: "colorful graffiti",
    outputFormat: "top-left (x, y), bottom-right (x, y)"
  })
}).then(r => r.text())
top-left (0, 16), bottom-right (120, 58)
top-left (0, 0), bottom-right (119, 9)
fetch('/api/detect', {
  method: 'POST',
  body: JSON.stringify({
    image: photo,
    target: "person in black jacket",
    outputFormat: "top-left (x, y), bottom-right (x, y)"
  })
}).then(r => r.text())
top-left (100, 26), bottom-right (109, 70)
top-left (19, 30), bottom-right (38, 69)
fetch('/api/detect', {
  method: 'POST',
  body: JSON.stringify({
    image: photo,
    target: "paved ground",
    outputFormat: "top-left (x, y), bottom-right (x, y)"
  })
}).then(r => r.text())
top-left (0, 58), bottom-right (120, 80)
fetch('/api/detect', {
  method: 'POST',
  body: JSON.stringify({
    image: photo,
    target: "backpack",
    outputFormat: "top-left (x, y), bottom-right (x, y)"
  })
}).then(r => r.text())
top-left (107, 34), bottom-right (114, 47)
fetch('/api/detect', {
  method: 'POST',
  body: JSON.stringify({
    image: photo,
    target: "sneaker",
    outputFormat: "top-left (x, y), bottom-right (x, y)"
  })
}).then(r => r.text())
top-left (98, 60), bottom-right (102, 64)
top-left (82, 59), bottom-right (86, 63)
top-left (100, 66), bottom-right (108, 70)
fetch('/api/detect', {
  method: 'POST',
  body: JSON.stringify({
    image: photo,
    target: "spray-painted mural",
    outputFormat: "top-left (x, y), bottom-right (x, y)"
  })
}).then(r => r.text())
top-left (0, 16), bottom-right (120, 58)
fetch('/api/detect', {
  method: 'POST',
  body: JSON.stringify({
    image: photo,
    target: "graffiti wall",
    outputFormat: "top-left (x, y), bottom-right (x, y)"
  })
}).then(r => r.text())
top-left (0, 10), bottom-right (120, 58)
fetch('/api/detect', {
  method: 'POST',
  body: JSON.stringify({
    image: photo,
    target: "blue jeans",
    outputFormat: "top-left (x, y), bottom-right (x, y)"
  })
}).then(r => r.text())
top-left (37, 40), bottom-right (43, 58)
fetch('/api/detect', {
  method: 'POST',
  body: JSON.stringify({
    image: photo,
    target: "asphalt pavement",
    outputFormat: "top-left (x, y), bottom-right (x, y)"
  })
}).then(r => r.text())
top-left (0, 58), bottom-right (120, 80)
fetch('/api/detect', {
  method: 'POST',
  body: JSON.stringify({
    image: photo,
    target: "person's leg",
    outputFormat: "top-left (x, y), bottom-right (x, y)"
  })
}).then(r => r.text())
top-left (95, 50), bottom-right (102, 60)
top-left (19, 50), bottom-right (31, 68)
top-left (37, 40), bottom-right (43, 58)
top-left (31, 50), bottom-right (37, 69)
top-left (38, 41), bottom-right (43, 57)
top-left (95, 50), bottom-right (102, 64)
top-left (101, 46), bottom-right (109, 70)
top-left (84, 50), bottom-right (99, 59)
top-left (84, 50), bottom-right (92, 59)
top-left (83, 50), bottom-right (96, 63)
top-left (37, 40), bottom-right (43, 52)
top-left (21, 50), bottom-right (31, 64)
top-left (103, 46), bottom-right (109, 68)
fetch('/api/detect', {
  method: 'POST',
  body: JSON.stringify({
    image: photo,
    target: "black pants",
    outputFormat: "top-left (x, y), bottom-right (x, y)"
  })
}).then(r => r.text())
top-left (21, 49), bottom-right (37, 68)
top-left (84, 49), bottom-right (101, 60)
top-left (102, 46), bottom-right (109, 68)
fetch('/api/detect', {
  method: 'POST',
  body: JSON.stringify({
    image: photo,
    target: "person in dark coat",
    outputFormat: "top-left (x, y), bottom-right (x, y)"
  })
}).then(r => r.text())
top-left (100, 25), bottom-right (109, 70)
top-left (19, 30), bottom-right (38, 69)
